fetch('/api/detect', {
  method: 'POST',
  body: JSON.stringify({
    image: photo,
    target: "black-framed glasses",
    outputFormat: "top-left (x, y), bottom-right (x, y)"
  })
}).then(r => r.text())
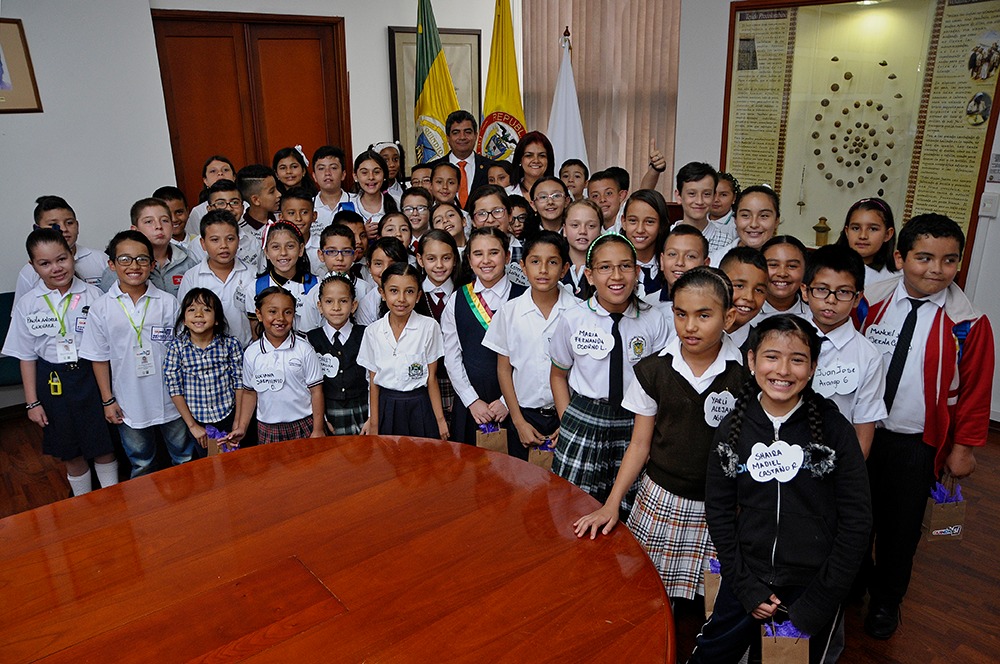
top-left (321, 248), bottom-right (355, 257)
top-left (473, 207), bottom-right (507, 221)
top-left (511, 213), bottom-right (528, 224)
top-left (209, 199), bottom-right (243, 210)
top-left (115, 255), bottom-right (152, 267)
top-left (806, 286), bottom-right (857, 302)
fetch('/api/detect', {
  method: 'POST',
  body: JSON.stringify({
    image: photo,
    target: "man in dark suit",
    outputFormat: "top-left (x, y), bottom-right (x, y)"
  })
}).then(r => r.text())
top-left (429, 110), bottom-right (494, 208)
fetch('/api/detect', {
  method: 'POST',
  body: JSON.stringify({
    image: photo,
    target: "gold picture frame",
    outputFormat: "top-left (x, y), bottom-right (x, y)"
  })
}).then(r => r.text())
top-left (0, 18), bottom-right (42, 113)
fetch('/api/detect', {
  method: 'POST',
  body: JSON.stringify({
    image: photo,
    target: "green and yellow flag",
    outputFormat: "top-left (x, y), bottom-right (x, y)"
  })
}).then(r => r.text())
top-left (477, 0), bottom-right (526, 161)
top-left (414, 0), bottom-right (460, 163)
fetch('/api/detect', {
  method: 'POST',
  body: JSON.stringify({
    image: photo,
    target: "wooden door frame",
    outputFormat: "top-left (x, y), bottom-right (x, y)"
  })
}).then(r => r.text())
top-left (151, 10), bottom-right (353, 175)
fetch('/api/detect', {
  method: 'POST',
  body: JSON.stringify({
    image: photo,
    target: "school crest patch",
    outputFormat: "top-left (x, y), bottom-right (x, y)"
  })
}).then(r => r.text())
top-left (628, 335), bottom-right (646, 361)
top-left (408, 362), bottom-right (425, 380)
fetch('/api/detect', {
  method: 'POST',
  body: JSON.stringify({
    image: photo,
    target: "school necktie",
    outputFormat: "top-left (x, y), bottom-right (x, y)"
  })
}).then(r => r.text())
top-left (332, 330), bottom-right (343, 351)
top-left (883, 298), bottom-right (926, 413)
top-left (429, 291), bottom-right (446, 320)
top-left (609, 313), bottom-right (625, 408)
top-left (458, 160), bottom-right (469, 208)
top-left (640, 266), bottom-right (655, 294)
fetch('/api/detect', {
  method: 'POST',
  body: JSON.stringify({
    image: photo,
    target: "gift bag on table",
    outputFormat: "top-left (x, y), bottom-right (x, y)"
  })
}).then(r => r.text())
top-left (922, 475), bottom-right (966, 542)
top-left (476, 422), bottom-right (506, 453)
top-left (760, 622), bottom-right (808, 664)
top-left (703, 558), bottom-right (721, 618)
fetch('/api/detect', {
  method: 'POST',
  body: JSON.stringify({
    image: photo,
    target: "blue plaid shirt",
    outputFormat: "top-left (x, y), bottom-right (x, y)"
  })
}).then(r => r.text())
top-left (163, 333), bottom-right (244, 423)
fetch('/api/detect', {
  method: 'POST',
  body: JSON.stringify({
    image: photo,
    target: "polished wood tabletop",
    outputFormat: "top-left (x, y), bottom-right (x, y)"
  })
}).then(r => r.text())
top-left (0, 436), bottom-right (671, 663)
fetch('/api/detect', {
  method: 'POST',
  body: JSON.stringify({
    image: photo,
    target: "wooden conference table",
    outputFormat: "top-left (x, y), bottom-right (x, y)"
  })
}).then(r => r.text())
top-left (1, 436), bottom-right (671, 662)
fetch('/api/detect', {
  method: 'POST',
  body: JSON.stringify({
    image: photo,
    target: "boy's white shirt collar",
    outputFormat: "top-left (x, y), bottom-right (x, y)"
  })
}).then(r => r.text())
top-left (811, 317), bottom-right (855, 350)
top-left (109, 281), bottom-right (159, 301)
top-left (890, 276), bottom-right (947, 309)
top-left (521, 286), bottom-right (577, 318)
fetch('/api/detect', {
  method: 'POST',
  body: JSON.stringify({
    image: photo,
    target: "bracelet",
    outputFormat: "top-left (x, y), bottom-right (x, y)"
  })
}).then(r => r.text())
top-left (102, 396), bottom-right (117, 407)
top-left (25, 400), bottom-right (41, 410)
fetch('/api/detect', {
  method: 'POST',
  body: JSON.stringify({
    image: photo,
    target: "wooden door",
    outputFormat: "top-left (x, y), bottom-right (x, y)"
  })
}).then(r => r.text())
top-left (152, 12), bottom-right (352, 205)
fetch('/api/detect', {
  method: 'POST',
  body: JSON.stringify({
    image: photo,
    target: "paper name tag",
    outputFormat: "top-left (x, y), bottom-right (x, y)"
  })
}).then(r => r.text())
top-left (150, 326), bottom-right (173, 343)
top-left (135, 347), bottom-right (155, 377)
top-left (866, 324), bottom-right (899, 353)
top-left (254, 370), bottom-right (284, 391)
top-left (704, 390), bottom-right (736, 427)
top-left (319, 353), bottom-right (340, 377)
top-left (747, 441), bottom-right (803, 483)
top-left (26, 313), bottom-right (60, 337)
top-left (572, 327), bottom-right (613, 359)
top-left (813, 361), bottom-right (860, 397)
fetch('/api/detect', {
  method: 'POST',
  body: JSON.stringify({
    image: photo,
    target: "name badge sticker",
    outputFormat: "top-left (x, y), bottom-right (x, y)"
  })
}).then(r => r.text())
top-left (26, 313), bottom-right (60, 337)
top-left (572, 327), bottom-right (613, 359)
top-left (813, 361), bottom-right (860, 397)
top-left (747, 441), bottom-right (803, 483)
top-left (704, 390), bottom-right (737, 427)
top-left (254, 369), bottom-right (285, 392)
top-left (866, 324), bottom-right (899, 353)
top-left (150, 326), bottom-right (173, 343)
top-left (319, 353), bottom-right (340, 377)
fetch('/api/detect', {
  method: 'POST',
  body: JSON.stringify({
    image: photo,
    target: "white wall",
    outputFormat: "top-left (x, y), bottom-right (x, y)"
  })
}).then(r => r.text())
top-left (0, 0), bottom-right (520, 294)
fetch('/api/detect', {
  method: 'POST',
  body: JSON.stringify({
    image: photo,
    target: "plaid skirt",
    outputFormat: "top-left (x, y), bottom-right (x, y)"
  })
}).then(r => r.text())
top-left (552, 393), bottom-right (638, 515)
top-left (324, 397), bottom-right (368, 436)
top-left (258, 416), bottom-right (315, 445)
top-left (626, 474), bottom-right (716, 600)
top-left (438, 374), bottom-right (455, 417)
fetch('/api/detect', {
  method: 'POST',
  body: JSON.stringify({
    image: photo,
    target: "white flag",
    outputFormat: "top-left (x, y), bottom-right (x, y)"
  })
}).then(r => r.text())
top-left (547, 34), bottom-right (589, 169)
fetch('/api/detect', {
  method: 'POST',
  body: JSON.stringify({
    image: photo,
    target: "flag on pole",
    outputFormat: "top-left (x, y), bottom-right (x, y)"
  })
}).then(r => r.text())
top-left (546, 29), bottom-right (589, 169)
top-left (414, 0), bottom-right (460, 164)
top-left (477, 0), bottom-right (526, 162)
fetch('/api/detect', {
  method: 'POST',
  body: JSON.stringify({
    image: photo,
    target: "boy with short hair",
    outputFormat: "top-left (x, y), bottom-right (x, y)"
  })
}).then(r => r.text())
top-left (280, 187), bottom-right (322, 274)
top-left (176, 209), bottom-right (255, 346)
top-left (673, 162), bottom-right (737, 253)
top-left (410, 164), bottom-right (433, 190)
top-left (306, 224), bottom-right (373, 316)
top-left (861, 213), bottom-right (994, 639)
top-left (205, 179), bottom-right (259, 269)
top-left (559, 159), bottom-right (589, 200)
top-left (312, 145), bottom-right (354, 232)
top-left (100, 198), bottom-right (197, 296)
top-left (81, 230), bottom-right (195, 477)
top-left (586, 169), bottom-right (628, 233)
top-left (153, 185), bottom-right (196, 248)
top-left (802, 244), bottom-right (886, 456)
top-left (400, 186), bottom-right (433, 248)
top-left (334, 210), bottom-right (370, 284)
top-left (642, 224), bottom-right (710, 334)
top-left (719, 246), bottom-right (768, 349)
top-left (236, 164), bottom-right (281, 266)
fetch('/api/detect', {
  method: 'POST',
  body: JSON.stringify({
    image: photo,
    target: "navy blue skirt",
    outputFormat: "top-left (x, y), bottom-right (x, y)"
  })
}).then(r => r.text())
top-left (378, 387), bottom-right (439, 438)
top-left (36, 358), bottom-right (114, 461)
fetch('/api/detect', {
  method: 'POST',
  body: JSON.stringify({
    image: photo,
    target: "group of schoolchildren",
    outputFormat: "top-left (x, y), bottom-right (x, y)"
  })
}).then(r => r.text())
top-left (3, 108), bottom-right (993, 664)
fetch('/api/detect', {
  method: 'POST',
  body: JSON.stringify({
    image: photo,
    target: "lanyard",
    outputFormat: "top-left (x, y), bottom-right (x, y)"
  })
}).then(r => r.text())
top-left (117, 296), bottom-right (151, 347)
top-left (42, 293), bottom-right (72, 337)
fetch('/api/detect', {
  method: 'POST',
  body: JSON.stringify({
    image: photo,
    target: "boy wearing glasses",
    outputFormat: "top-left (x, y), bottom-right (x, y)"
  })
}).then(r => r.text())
top-left (314, 224), bottom-right (371, 300)
top-left (802, 244), bottom-right (886, 457)
top-left (400, 187), bottom-right (433, 249)
top-left (81, 230), bottom-right (194, 477)
top-left (176, 209), bottom-right (255, 346)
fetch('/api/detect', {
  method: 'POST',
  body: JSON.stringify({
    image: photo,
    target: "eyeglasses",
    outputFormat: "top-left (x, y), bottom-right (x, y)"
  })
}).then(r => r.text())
top-left (412, 177), bottom-right (433, 186)
top-left (534, 193), bottom-right (566, 203)
top-left (209, 199), bottom-right (243, 210)
top-left (321, 248), bottom-right (355, 257)
top-left (511, 214), bottom-right (528, 224)
top-left (402, 205), bottom-right (429, 214)
top-left (591, 262), bottom-right (636, 275)
top-left (115, 255), bottom-right (152, 267)
top-left (806, 286), bottom-right (857, 302)
top-left (473, 207), bottom-right (507, 221)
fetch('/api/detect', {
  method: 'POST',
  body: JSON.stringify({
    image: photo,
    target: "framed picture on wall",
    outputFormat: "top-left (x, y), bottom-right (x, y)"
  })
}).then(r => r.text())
top-left (388, 26), bottom-right (481, 167)
top-left (0, 18), bottom-right (42, 113)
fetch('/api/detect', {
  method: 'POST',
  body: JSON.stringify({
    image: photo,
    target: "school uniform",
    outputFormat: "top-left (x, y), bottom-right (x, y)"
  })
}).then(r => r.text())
top-left (750, 296), bottom-right (811, 326)
top-left (386, 181), bottom-right (404, 206)
top-left (861, 276), bottom-right (994, 611)
top-left (671, 219), bottom-right (738, 255)
top-left (549, 297), bottom-right (670, 514)
top-left (423, 277), bottom-right (456, 416)
top-left (312, 191), bottom-right (355, 236)
top-left (708, 238), bottom-right (739, 269)
top-left (354, 287), bottom-right (384, 326)
top-left (358, 312), bottom-right (444, 437)
top-left (351, 192), bottom-right (391, 228)
top-left (79, 282), bottom-right (193, 477)
top-left (2, 278), bottom-right (113, 462)
top-left (636, 258), bottom-right (665, 297)
top-left (710, 210), bottom-right (734, 227)
top-left (182, 235), bottom-right (207, 263)
top-left (177, 258), bottom-right (256, 347)
top-left (811, 320), bottom-right (887, 426)
top-left (482, 287), bottom-right (578, 459)
top-left (243, 272), bottom-right (322, 334)
top-left (99, 242), bottom-right (198, 298)
top-left (441, 276), bottom-right (527, 445)
top-left (864, 264), bottom-right (897, 288)
top-left (237, 211), bottom-right (272, 270)
top-left (13, 245), bottom-right (106, 304)
top-left (561, 263), bottom-right (591, 299)
top-left (306, 321), bottom-right (368, 435)
top-left (622, 336), bottom-right (744, 599)
top-left (305, 233), bottom-right (325, 276)
top-left (187, 200), bottom-right (250, 237)
top-left (641, 289), bottom-right (678, 342)
top-left (242, 331), bottom-right (324, 444)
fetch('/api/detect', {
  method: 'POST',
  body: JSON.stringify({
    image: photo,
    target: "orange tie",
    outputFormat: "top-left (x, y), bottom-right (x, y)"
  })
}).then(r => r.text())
top-left (458, 160), bottom-right (469, 207)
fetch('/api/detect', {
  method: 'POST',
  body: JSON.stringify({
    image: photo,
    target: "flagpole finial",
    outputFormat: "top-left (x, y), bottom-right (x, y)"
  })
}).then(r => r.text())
top-left (563, 26), bottom-right (570, 37)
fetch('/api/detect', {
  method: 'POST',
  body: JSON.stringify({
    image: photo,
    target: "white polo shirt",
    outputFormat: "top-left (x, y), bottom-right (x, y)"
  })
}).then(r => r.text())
top-left (13, 245), bottom-right (106, 304)
top-left (623, 335), bottom-right (744, 415)
top-left (177, 258), bottom-right (256, 347)
top-left (78, 283), bottom-right (181, 428)
top-left (549, 297), bottom-right (670, 400)
top-left (358, 312), bottom-right (444, 390)
top-left (482, 287), bottom-right (579, 409)
top-left (242, 332), bottom-right (323, 423)
top-left (812, 319), bottom-right (887, 425)
top-left (354, 287), bottom-right (383, 326)
top-left (3, 278), bottom-right (103, 363)
top-left (312, 191), bottom-right (353, 237)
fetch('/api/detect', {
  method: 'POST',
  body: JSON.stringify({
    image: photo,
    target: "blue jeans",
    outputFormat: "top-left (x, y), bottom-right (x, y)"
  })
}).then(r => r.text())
top-left (118, 417), bottom-right (195, 478)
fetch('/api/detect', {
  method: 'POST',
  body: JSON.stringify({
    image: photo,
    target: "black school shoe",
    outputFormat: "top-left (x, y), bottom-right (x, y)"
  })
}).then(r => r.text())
top-left (864, 602), bottom-right (901, 640)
